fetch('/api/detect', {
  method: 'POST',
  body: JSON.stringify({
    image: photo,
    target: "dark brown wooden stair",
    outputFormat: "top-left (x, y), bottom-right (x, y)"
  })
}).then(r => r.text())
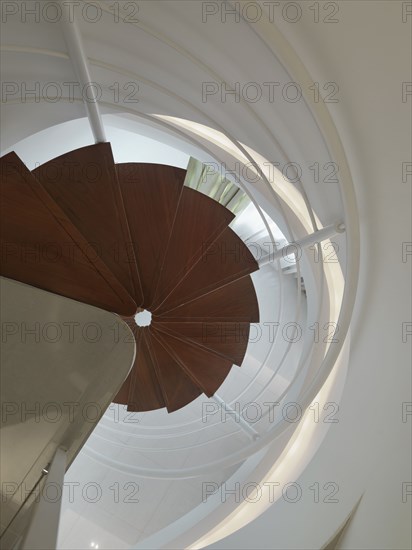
top-left (32, 143), bottom-right (142, 306)
top-left (0, 152), bottom-right (136, 315)
top-left (150, 188), bottom-right (235, 310)
top-left (154, 322), bottom-right (251, 366)
top-left (146, 329), bottom-right (203, 412)
top-left (153, 226), bottom-right (259, 315)
top-left (155, 276), bottom-right (259, 323)
top-left (151, 328), bottom-right (233, 398)
top-left (1, 145), bottom-right (260, 413)
top-left (126, 329), bottom-right (166, 412)
top-left (116, 163), bottom-right (186, 308)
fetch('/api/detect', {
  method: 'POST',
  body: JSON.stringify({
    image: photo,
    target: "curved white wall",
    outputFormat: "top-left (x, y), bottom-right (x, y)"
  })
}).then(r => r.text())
top-left (1, 1), bottom-right (410, 549)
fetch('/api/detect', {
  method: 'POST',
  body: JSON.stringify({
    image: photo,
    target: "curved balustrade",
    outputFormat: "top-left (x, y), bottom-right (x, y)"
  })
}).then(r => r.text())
top-left (0, 111), bottom-right (347, 480)
top-left (1, 5), bottom-right (358, 543)
top-left (82, 143), bottom-right (345, 479)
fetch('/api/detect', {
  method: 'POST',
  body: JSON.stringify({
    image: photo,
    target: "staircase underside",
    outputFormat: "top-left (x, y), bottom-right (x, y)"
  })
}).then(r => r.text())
top-left (0, 143), bottom-right (260, 412)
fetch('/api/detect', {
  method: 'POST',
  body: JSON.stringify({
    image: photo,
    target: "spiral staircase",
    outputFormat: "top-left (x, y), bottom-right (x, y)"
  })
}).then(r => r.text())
top-left (0, 125), bottom-right (350, 549)
top-left (3, 1), bottom-right (409, 548)
top-left (1, 142), bottom-right (260, 413)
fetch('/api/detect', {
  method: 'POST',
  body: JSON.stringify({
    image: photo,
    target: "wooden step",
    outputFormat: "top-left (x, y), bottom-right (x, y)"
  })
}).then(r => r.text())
top-left (155, 321), bottom-right (250, 366)
top-left (32, 143), bottom-right (142, 306)
top-left (126, 329), bottom-right (166, 412)
top-left (113, 326), bottom-right (142, 405)
top-left (151, 188), bottom-right (235, 309)
top-left (155, 276), bottom-right (259, 323)
top-left (152, 329), bottom-right (233, 397)
top-left (146, 329), bottom-right (203, 412)
top-left (154, 226), bottom-right (258, 314)
top-left (117, 163), bottom-right (186, 308)
top-left (0, 152), bottom-right (136, 315)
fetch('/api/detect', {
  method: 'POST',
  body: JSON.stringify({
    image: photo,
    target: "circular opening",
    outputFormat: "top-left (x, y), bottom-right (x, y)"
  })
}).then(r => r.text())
top-left (134, 309), bottom-right (152, 327)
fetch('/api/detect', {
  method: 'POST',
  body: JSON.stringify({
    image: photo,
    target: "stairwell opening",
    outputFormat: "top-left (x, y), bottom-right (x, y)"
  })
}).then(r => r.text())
top-left (134, 309), bottom-right (152, 327)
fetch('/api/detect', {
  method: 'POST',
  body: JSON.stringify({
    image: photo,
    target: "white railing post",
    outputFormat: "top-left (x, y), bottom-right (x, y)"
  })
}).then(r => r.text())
top-left (60, 1), bottom-right (106, 143)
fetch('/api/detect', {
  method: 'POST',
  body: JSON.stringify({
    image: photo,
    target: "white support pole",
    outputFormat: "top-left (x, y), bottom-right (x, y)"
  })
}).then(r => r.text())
top-left (212, 394), bottom-right (260, 440)
top-left (20, 447), bottom-right (67, 550)
top-left (259, 221), bottom-right (345, 267)
top-left (60, 2), bottom-right (107, 143)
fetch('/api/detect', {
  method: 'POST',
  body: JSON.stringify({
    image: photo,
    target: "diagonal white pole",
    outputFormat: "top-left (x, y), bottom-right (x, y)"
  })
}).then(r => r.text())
top-left (259, 221), bottom-right (345, 267)
top-left (59, 1), bottom-right (107, 143)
